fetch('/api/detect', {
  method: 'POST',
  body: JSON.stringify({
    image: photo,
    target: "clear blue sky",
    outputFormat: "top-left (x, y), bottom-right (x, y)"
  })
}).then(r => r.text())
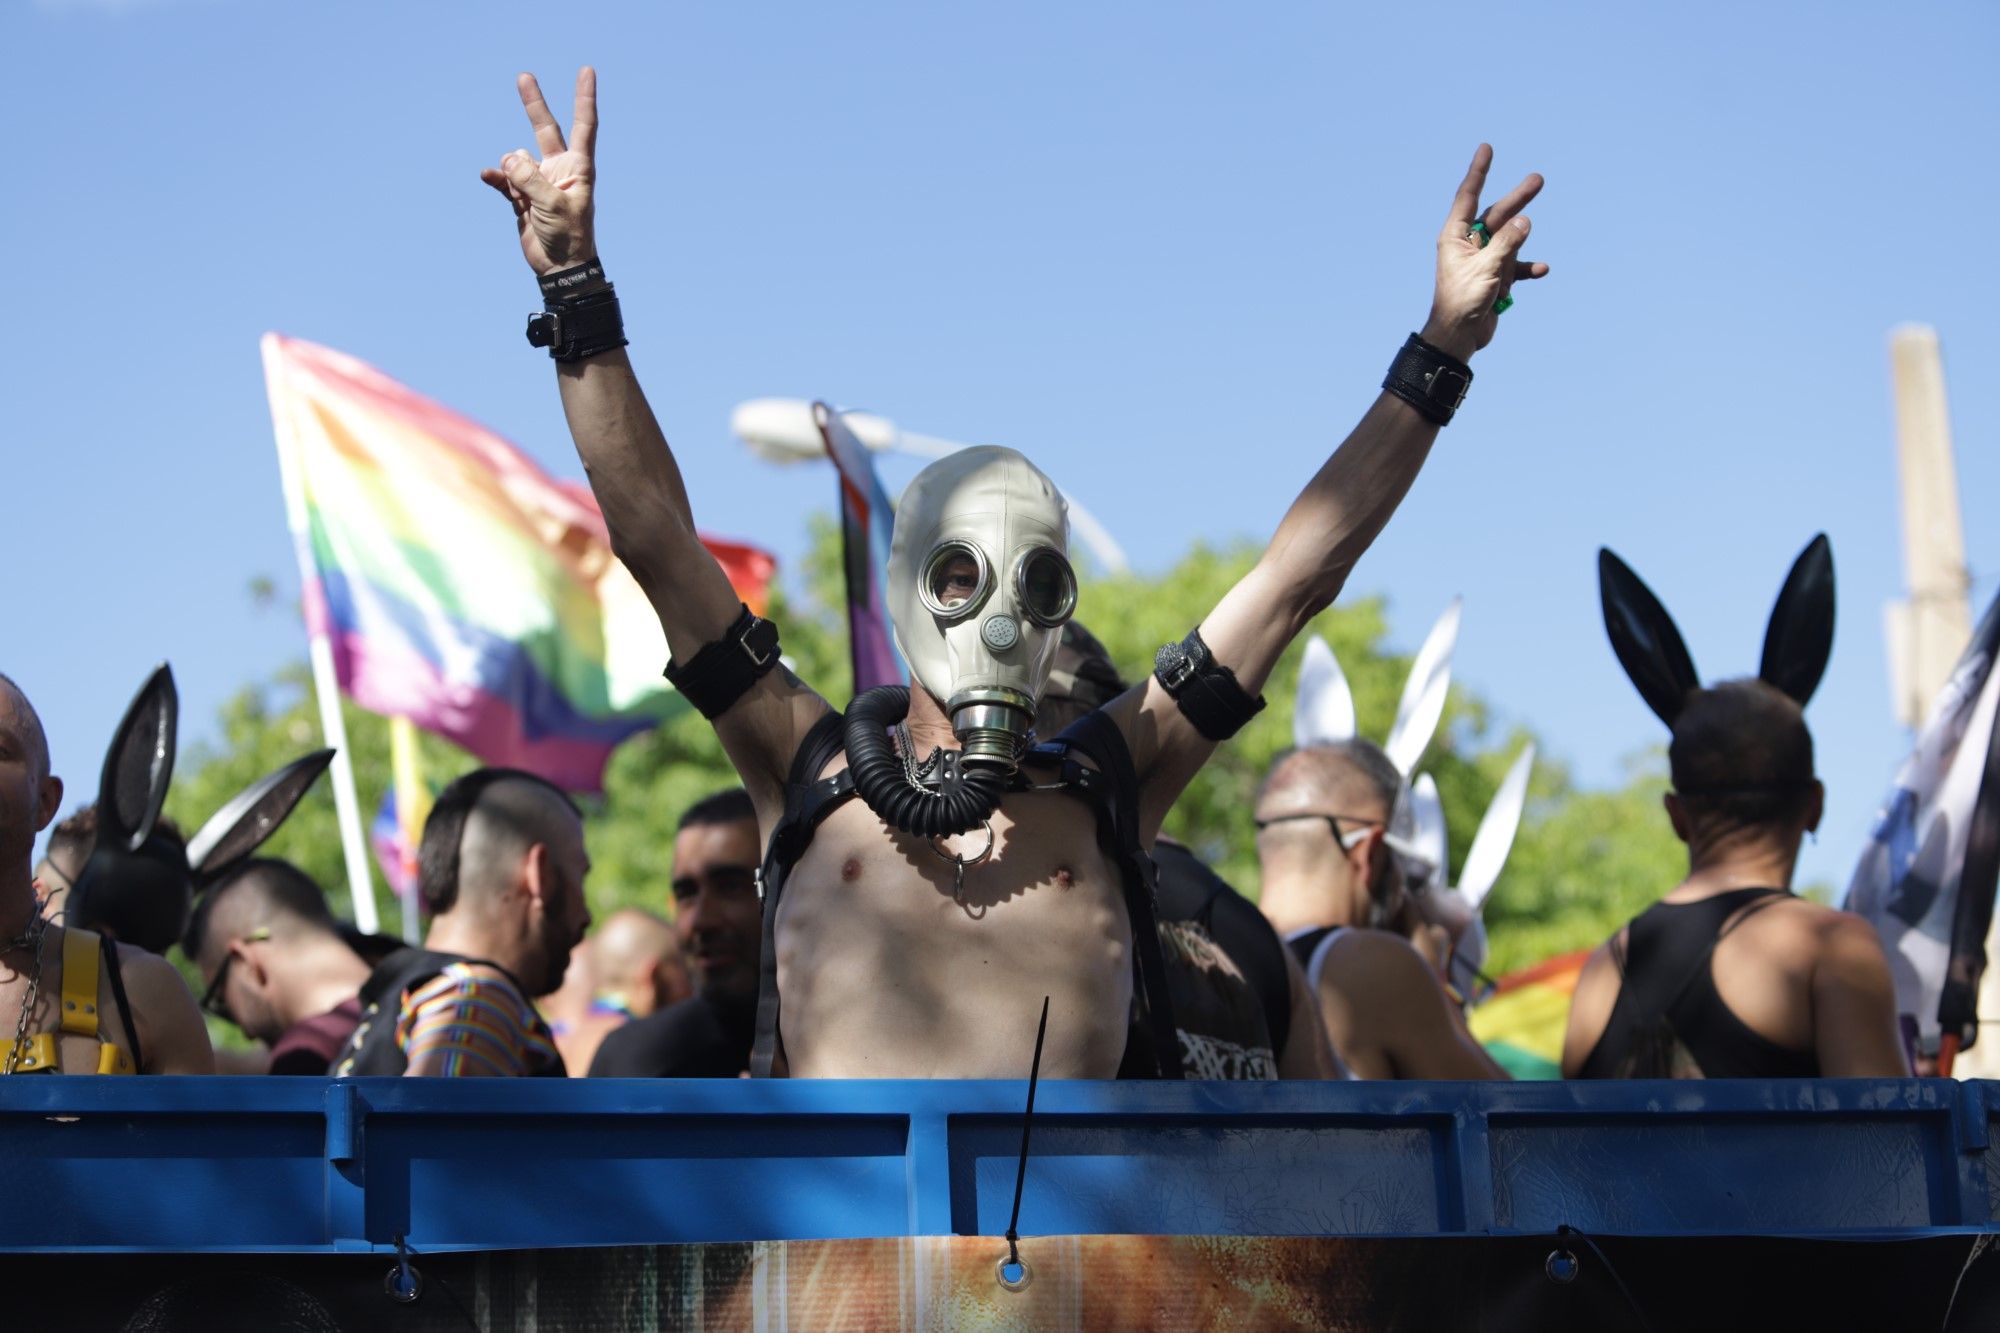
top-left (6, 0), bottom-right (1997, 897)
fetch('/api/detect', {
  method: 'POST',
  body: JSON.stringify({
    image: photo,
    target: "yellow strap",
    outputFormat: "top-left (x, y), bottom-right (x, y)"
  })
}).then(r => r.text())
top-left (2, 1033), bottom-right (59, 1074)
top-left (0, 1034), bottom-right (131, 1076)
top-left (0, 932), bottom-right (132, 1075)
top-left (59, 928), bottom-right (101, 1039)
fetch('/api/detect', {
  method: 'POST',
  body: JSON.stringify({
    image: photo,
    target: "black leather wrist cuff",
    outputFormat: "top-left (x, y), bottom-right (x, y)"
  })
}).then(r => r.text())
top-left (1153, 627), bottom-right (1266, 741)
top-left (526, 289), bottom-right (627, 362)
top-left (538, 258), bottom-right (607, 299)
top-left (1382, 333), bottom-right (1473, 426)
top-left (664, 605), bottom-right (782, 719)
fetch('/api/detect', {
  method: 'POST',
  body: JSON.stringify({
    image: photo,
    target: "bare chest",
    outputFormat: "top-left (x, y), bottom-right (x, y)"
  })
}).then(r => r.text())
top-left (0, 953), bottom-right (135, 1075)
top-left (773, 787), bottom-right (1135, 1077)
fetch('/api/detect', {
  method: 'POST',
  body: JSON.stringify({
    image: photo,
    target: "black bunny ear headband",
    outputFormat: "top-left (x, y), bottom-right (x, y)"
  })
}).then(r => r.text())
top-left (70, 663), bottom-right (335, 917)
top-left (1598, 534), bottom-right (1835, 729)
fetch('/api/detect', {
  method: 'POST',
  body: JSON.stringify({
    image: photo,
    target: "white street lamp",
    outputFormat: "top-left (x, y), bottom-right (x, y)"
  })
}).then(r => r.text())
top-left (730, 398), bottom-right (1131, 575)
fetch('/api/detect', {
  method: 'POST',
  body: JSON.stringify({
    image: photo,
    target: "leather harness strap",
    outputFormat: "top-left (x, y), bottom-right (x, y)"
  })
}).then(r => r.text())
top-left (2, 928), bottom-right (136, 1075)
top-left (748, 708), bottom-right (1183, 1080)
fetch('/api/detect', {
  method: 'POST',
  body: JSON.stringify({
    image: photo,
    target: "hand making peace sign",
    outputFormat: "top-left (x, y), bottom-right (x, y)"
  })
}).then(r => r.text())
top-left (480, 68), bottom-right (600, 276)
top-left (479, 72), bottom-right (1547, 361)
top-left (1421, 145), bottom-right (1549, 361)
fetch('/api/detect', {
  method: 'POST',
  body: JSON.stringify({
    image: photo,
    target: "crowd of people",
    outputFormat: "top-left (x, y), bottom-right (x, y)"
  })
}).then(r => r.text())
top-left (0, 66), bottom-right (1913, 1085)
top-left (0, 628), bottom-right (1911, 1084)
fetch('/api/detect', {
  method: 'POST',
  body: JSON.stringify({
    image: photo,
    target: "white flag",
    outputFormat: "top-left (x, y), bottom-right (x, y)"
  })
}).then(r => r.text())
top-left (1845, 592), bottom-right (2000, 1044)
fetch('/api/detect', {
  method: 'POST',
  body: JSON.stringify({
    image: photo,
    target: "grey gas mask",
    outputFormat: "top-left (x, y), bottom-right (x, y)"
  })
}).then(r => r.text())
top-left (842, 446), bottom-right (1077, 838)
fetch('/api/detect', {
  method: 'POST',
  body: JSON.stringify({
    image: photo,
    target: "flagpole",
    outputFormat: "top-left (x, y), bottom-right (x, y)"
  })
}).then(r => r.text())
top-left (1937, 660), bottom-right (2000, 1076)
top-left (261, 334), bottom-right (381, 935)
top-left (388, 715), bottom-right (431, 943)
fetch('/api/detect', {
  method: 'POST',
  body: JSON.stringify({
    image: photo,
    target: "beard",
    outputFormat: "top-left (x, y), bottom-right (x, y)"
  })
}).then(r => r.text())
top-left (536, 916), bottom-right (577, 998)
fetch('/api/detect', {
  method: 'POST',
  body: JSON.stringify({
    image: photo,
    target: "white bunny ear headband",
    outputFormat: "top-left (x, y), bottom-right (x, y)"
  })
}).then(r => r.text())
top-left (1291, 603), bottom-right (1535, 1000)
top-left (1418, 744), bottom-right (1536, 1004)
top-left (1292, 599), bottom-right (1460, 770)
top-left (1292, 599), bottom-right (1463, 872)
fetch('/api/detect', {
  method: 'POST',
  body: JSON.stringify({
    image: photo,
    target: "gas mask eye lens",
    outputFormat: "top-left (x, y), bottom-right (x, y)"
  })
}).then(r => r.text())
top-left (921, 542), bottom-right (990, 619)
top-left (1015, 548), bottom-right (1077, 627)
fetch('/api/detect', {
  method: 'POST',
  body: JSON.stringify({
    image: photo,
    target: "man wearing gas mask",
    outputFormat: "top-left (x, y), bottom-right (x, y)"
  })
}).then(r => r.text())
top-left (482, 68), bottom-right (1548, 1078)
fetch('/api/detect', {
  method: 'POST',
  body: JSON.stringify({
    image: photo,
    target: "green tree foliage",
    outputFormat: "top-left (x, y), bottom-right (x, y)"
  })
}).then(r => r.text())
top-left (166, 520), bottom-right (1687, 980)
top-left (1480, 753), bottom-right (1684, 973)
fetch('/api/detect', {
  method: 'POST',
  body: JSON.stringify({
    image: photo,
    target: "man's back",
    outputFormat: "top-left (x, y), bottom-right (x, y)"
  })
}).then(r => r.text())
top-left (1291, 926), bottom-right (1506, 1080)
top-left (1564, 886), bottom-right (1907, 1078)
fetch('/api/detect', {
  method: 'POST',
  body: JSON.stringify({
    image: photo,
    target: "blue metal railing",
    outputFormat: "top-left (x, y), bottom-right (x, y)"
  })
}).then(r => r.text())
top-left (0, 1076), bottom-right (1991, 1252)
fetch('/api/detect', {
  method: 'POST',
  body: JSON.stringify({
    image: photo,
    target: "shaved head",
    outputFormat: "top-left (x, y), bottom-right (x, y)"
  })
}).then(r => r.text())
top-left (1, 672), bottom-right (63, 884)
top-left (1254, 740), bottom-right (1405, 922)
top-left (1256, 740), bottom-right (1402, 827)
top-left (456, 778), bottom-right (586, 907)
top-left (183, 858), bottom-right (337, 970)
top-left (419, 769), bottom-right (583, 915)
top-left (589, 908), bottom-right (680, 992)
top-left (0, 673), bottom-right (50, 784)
top-left (416, 767), bottom-right (592, 998)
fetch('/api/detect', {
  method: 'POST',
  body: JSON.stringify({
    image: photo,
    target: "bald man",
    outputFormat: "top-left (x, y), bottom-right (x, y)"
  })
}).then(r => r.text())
top-left (333, 767), bottom-right (592, 1077)
top-left (1256, 741), bottom-right (1505, 1080)
top-left (0, 672), bottom-right (212, 1075)
top-left (554, 908), bottom-right (687, 1073)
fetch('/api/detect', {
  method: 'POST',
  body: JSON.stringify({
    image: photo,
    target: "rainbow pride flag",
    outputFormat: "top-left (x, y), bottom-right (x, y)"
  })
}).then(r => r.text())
top-left (1467, 948), bottom-right (1589, 1079)
top-left (370, 786), bottom-right (418, 902)
top-left (261, 335), bottom-right (773, 792)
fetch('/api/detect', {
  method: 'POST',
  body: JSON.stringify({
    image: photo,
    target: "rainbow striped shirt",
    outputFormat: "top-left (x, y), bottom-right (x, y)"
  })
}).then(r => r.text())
top-left (396, 963), bottom-right (564, 1077)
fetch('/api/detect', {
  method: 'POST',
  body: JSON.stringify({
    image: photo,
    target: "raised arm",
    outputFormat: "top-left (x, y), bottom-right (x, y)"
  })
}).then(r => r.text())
top-left (1112, 146), bottom-right (1547, 833)
top-left (480, 69), bottom-right (827, 810)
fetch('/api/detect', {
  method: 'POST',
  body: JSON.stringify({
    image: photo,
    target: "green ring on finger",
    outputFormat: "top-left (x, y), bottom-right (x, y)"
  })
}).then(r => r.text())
top-left (1467, 220), bottom-right (1491, 247)
top-left (1492, 294), bottom-right (1515, 316)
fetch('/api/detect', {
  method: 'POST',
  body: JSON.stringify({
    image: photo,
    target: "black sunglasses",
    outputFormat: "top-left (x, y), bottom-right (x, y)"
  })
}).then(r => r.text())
top-left (199, 927), bottom-right (271, 1022)
top-left (1252, 812), bottom-right (1385, 849)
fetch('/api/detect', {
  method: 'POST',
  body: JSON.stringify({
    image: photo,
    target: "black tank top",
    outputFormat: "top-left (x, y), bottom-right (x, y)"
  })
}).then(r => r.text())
top-left (1577, 887), bottom-right (1820, 1079)
top-left (1153, 841), bottom-right (1292, 1057)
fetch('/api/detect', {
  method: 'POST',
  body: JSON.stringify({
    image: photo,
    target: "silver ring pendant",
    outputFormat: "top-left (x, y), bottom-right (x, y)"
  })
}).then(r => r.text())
top-left (930, 820), bottom-right (996, 907)
top-left (929, 820), bottom-right (996, 870)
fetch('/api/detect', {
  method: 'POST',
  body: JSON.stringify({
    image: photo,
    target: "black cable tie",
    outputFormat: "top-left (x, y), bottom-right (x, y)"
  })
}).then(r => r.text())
top-left (1556, 1224), bottom-right (1652, 1333)
top-left (1004, 995), bottom-right (1052, 1268)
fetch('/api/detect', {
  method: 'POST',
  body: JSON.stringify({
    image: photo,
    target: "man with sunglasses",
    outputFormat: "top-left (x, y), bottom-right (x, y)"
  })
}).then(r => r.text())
top-left (183, 859), bottom-right (379, 1075)
top-left (1256, 742), bottom-right (1506, 1080)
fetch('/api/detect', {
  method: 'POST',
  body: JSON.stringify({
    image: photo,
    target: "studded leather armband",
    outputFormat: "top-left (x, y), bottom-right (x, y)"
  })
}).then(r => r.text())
top-left (1153, 627), bottom-right (1266, 741)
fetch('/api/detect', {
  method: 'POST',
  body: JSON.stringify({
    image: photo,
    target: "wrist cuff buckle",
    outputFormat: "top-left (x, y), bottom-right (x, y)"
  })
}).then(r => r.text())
top-left (1422, 364), bottom-right (1472, 413)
